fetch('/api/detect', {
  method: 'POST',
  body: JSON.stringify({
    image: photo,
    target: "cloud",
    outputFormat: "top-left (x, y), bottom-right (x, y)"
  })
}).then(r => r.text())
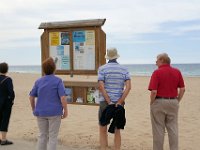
top-left (1, 0), bottom-right (200, 36)
top-left (1, 0), bottom-right (200, 64)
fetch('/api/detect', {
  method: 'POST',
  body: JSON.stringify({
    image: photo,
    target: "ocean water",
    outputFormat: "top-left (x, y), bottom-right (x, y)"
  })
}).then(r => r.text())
top-left (123, 64), bottom-right (200, 77)
top-left (9, 65), bottom-right (41, 74)
top-left (9, 64), bottom-right (200, 77)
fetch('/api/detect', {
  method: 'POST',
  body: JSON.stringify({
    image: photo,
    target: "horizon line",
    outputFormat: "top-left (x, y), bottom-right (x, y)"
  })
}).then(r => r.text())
top-left (9, 63), bottom-right (200, 66)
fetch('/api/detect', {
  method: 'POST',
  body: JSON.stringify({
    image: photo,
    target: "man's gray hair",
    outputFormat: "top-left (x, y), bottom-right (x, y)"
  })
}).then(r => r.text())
top-left (157, 53), bottom-right (171, 64)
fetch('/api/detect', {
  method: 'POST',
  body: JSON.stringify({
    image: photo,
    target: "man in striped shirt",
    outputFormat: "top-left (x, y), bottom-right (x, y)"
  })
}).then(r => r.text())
top-left (98, 48), bottom-right (131, 150)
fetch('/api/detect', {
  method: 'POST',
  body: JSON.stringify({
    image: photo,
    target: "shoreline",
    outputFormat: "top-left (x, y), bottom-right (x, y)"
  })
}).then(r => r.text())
top-left (8, 72), bottom-right (200, 78)
top-left (8, 63), bottom-right (200, 77)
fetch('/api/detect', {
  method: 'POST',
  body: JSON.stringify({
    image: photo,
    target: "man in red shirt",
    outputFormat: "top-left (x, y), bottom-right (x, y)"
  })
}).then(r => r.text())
top-left (148, 53), bottom-right (185, 150)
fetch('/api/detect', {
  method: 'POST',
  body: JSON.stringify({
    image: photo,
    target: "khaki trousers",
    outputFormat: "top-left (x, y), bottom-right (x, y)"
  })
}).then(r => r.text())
top-left (37, 116), bottom-right (61, 150)
top-left (150, 99), bottom-right (179, 150)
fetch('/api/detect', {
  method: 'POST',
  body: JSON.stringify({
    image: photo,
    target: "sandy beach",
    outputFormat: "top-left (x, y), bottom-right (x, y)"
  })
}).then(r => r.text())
top-left (3, 73), bottom-right (200, 150)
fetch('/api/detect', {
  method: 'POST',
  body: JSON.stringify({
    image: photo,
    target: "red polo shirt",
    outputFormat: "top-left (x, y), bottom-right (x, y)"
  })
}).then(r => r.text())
top-left (148, 64), bottom-right (185, 97)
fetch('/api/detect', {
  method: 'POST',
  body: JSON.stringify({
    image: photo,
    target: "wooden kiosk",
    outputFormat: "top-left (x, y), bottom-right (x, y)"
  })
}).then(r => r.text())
top-left (38, 19), bottom-right (106, 105)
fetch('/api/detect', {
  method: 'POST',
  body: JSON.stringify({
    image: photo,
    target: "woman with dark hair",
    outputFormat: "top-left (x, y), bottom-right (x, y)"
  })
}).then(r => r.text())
top-left (29, 57), bottom-right (68, 150)
top-left (0, 62), bottom-right (15, 145)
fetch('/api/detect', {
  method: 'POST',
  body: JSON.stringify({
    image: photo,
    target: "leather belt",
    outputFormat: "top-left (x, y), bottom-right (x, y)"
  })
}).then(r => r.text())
top-left (155, 96), bottom-right (177, 99)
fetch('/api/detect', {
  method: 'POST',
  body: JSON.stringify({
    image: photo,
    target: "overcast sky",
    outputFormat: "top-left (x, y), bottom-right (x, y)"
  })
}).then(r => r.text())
top-left (0, 0), bottom-right (200, 65)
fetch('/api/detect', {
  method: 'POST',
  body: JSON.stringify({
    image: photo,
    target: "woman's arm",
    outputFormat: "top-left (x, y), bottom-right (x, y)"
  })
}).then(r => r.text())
top-left (61, 96), bottom-right (68, 119)
top-left (7, 78), bottom-right (15, 102)
top-left (29, 96), bottom-right (35, 111)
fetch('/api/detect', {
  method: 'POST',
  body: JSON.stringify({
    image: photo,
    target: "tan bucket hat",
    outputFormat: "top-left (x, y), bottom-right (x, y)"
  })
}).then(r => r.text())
top-left (105, 48), bottom-right (120, 60)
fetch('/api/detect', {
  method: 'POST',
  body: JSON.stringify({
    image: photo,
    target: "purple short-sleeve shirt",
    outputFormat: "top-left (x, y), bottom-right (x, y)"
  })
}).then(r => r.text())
top-left (30, 74), bottom-right (65, 117)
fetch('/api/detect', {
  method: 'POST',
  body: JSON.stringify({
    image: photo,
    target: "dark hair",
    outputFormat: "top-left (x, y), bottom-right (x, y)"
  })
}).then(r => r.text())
top-left (0, 62), bottom-right (9, 74)
top-left (42, 57), bottom-right (56, 75)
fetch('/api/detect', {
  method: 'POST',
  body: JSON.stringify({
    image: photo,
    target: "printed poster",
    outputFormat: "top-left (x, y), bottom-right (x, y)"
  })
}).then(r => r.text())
top-left (50, 32), bottom-right (59, 46)
top-left (73, 31), bottom-right (85, 42)
top-left (85, 30), bottom-right (95, 45)
top-left (61, 56), bottom-right (70, 69)
top-left (57, 46), bottom-right (64, 55)
top-left (65, 87), bottom-right (73, 102)
top-left (61, 32), bottom-right (70, 45)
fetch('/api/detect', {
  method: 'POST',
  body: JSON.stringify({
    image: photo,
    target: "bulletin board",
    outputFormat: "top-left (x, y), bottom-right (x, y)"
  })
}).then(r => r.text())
top-left (39, 19), bottom-right (106, 75)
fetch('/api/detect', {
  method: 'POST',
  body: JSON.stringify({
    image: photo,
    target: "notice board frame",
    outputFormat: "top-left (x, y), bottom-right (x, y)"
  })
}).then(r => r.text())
top-left (39, 19), bottom-right (106, 75)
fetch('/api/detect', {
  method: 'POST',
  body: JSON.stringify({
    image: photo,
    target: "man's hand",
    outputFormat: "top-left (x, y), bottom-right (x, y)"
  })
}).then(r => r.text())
top-left (150, 90), bottom-right (157, 105)
top-left (150, 100), bottom-right (155, 105)
top-left (108, 101), bottom-right (114, 105)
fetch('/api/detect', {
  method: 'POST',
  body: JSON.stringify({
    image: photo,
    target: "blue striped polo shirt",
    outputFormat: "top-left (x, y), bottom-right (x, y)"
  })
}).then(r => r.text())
top-left (98, 60), bottom-right (131, 102)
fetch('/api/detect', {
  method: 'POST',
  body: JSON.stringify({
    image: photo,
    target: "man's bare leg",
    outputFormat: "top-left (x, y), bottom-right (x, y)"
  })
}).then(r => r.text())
top-left (99, 125), bottom-right (108, 150)
top-left (114, 129), bottom-right (121, 150)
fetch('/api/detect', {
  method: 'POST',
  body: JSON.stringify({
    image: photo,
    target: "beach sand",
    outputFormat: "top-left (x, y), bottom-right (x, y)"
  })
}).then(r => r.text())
top-left (4, 73), bottom-right (200, 150)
